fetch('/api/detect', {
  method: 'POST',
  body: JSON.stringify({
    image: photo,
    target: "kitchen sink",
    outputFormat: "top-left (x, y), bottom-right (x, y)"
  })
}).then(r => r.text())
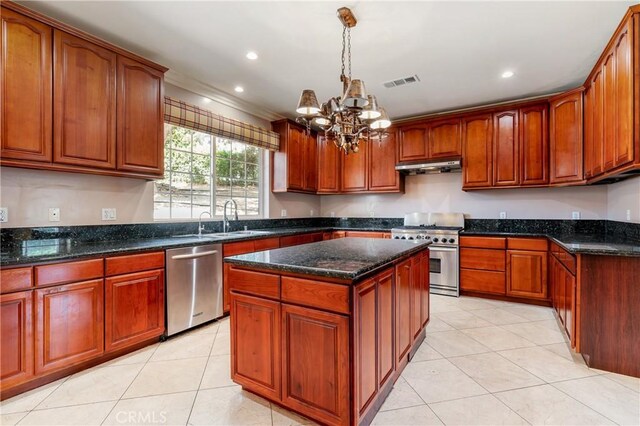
top-left (226, 230), bottom-right (272, 236)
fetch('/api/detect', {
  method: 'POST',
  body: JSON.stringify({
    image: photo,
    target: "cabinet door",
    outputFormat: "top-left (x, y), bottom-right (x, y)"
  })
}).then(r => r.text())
top-left (116, 56), bottom-right (164, 175)
top-left (398, 125), bottom-right (428, 162)
top-left (341, 140), bottom-right (368, 192)
top-left (564, 271), bottom-right (576, 347)
top-left (428, 119), bottom-right (461, 158)
top-left (53, 30), bottom-right (116, 169)
top-left (1, 290), bottom-right (33, 389)
top-left (410, 256), bottom-right (422, 341)
top-left (395, 259), bottom-right (412, 367)
top-left (614, 19), bottom-right (633, 168)
top-left (590, 69), bottom-right (605, 177)
top-left (230, 293), bottom-right (281, 401)
top-left (35, 279), bottom-right (104, 374)
top-left (282, 303), bottom-right (349, 426)
top-left (303, 131), bottom-right (318, 192)
top-left (583, 84), bottom-right (595, 179)
top-left (105, 269), bottom-right (164, 352)
top-left (377, 270), bottom-right (394, 388)
top-left (354, 278), bottom-right (377, 417)
top-left (420, 251), bottom-right (430, 327)
top-left (369, 130), bottom-right (401, 191)
top-left (317, 135), bottom-right (341, 193)
top-left (493, 110), bottom-right (520, 186)
top-left (462, 114), bottom-right (493, 188)
top-left (555, 263), bottom-right (566, 325)
top-left (549, 90), bottom-right (583, 184)
top-left (520, 104), bottom-right (549, 185)
top-left (0, 8), bottom-right (52, 162)
top-left (603, 50), bottom-right (616, 171)
top-left (506, 250), bottom-right (547, 299)
top-left (287, 125), bottom-right (305, 190)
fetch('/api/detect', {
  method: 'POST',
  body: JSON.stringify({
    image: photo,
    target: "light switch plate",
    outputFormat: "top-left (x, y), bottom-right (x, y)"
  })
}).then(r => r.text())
top-left (499, 211), bottom-right (507, 219)
top-left (572, 211), bottom-right (581, 220)
top-left (627, 210), bottom-right (632, 221)
top-left (280, 209), bottom-right (287, 217)
top-left (102, 208), bottom-right (117, 221)
top-left (0, 207), bottom-right (7, 223)
top-left (49, 208), bottom-right (60, 222)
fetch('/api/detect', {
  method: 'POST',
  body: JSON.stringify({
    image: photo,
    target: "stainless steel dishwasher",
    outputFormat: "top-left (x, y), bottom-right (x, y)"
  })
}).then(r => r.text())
top-left (165, 244), bottom-right (223, 336)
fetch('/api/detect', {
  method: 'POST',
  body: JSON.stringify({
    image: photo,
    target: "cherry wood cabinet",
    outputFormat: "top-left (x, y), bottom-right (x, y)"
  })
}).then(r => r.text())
top-left (462, 114), bottom-right (493, 188)
top-left (410, 256), bottom-right (422, 341)
top-left (549, 249), bottom-right (576, 347)
top-left (549, 88), bottom-right (584, 184)
top-left (603, 50), bottom-right (617, 171)
top-left (428, 118), bottom-right (462, 158)
top-left (519, 104), bottom-right (549, 185)
top-left (231, 293), bottom-right (282, 401)
top-left (613, 19), bottom-right (634, 168)
top-left (0, 7), bottom-right (52, 163)
top-left (0, 291), bottom-right (34, 390)
top-left (376, 270), bottom-right (395, 389)
top-left (398, 125), bottom-right (428, 162)
top-left (395, 258), bottom-right (412, 369)
top-left (420, 251), bottom-right (430, 327)
top-left (369, 130), bottom-right (402, 192)
top-left (506, 250), bottom-right (547, 300)
top-left (116, 56), bottom-right (164, 175)
top-left (341, 140), bottom-right (369, 192)
top-left (105, 269), bottom-right (164, 352)
top-left (271, 120), bottom-right (317, 193)
top-left (460, 236), bottom-right (506, 296)
top-left (53, 30), bottom-right (117, 170)
top-left (35, 279), bottom-right (104, 375)
top-left (493, 110), bottom-right (520, 186)
top-left (317, 135), bottom-right (341, 193)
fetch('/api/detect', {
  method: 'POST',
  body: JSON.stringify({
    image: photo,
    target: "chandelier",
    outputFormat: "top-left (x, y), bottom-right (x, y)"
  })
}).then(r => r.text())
top-left (295, 7), bottom-right (391, 154)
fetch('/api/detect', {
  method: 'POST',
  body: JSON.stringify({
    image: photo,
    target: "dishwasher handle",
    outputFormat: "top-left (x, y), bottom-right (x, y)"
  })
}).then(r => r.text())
top-left (171, 250), bottom-right (218, 260)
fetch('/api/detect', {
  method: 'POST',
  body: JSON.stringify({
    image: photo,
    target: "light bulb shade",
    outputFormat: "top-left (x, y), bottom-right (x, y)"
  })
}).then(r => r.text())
top-left (370, 108), bottom-right (391, 129)
top-left (359, 95), bottom-right (381, 119)
top-left (342, 79), bottom-right (369, 108)
top-left (314, 116), bottom-right (331, 126)
top-left (296, 89), bottom-right (321, 115)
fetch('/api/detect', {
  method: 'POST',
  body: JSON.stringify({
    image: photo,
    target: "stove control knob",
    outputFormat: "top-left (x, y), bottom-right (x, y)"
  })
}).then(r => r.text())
top-left (401, 236), bottom-right (406, 240)
top-left (408, 236), bottom-right (414, 240)
top-left (433, 238), bottom-right (439, 243)
top-left (449, 238), bottom-right (456, 243)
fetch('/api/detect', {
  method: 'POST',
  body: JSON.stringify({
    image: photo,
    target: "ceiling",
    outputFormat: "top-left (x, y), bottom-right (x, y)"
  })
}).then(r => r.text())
top-left (18, 1), bottom-right (636, 120)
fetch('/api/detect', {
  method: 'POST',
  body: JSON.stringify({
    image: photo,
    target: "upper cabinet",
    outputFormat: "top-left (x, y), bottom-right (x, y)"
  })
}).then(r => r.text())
top-left (0, 3), bottom-right (167, 179)
top-left (271, 120), bottom-right (317, 193)
top-left (549, 89), bottom-right (584, 185)
top-left (462, 114), bottom-right (493, 189)
top-left (369, 130), bottom-right (403, 192)
top-left (0, 8), bottom-right (52, 163)
top-left (317, 135), bottom-right (341, 194)
top-left (341, 140), bottom-right (369, 192)
top-left (398, 125), bottom-right (428, 162)
top-left (519, 104), bottom-right (549, 185)
top-left (398, 119), bottom-right (461, 163)
top-left (493, 110), bottom-right (519, 187)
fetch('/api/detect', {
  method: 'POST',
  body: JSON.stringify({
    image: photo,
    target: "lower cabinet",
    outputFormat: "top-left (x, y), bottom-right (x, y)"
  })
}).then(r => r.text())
top-left (105, 269), bottom-right (164, 352)
top-left (35, 279), bottom-right (104, 374)
top-left (282, 303), bottom-right (350, 426)
top-left (1, 291), bottom-right (34, 388)
top-left (420, 251), bottom-right (430, 327)
top-left (550, 253), bottom-right (576, 346)
top-left (395, 259), bottom-right (412, 368)
top-left (506, 250), bottom-right (547, 299)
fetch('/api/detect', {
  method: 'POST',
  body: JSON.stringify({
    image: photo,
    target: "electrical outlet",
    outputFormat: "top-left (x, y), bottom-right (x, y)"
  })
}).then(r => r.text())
top-left (280, 209), bottom-right (287, 217)
top-left (572, 211), bottom-right (581, 220)
top-left (499, 211), bottom-right (507, 219)
top-left (369, 211), bottom-right (375, 218)
top-left (102, 208), bottom-right (117, 221)
top-left (627, 209), bottom-right (632, 221)
top-left (330, 211), bottom-right (336, 218)
top-left (0, 207), bottom-right (7, 223)
top-left (48, 208), bottom-right (60, 222)
top-left (310, 209), bottom-right (315, 217)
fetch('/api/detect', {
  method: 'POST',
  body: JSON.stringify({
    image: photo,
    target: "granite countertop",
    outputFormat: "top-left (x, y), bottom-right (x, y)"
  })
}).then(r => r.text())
top-left (461, 230), bottom-right (640, 257)
top-left (224, 238), bottom-right (430, 281)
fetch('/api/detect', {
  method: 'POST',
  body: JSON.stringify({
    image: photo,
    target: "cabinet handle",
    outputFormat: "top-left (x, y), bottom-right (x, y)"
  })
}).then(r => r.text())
top-left (171, 250), bottom-right (218, 260)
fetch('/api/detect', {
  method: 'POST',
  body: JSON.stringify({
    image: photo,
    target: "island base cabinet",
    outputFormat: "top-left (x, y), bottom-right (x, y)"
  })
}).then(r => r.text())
top-left (230, 293), bottom-right (282, 402)
top-left (35, 279), bottom-right (104, 375)
top-left (1, 291), bottom-right (34, 389)
top-left (282, 304), bottom-right (350, 426)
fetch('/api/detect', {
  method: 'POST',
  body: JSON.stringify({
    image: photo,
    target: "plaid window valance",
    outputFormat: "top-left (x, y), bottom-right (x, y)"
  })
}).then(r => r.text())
top-left (164, 96), bottom-right (280, 151)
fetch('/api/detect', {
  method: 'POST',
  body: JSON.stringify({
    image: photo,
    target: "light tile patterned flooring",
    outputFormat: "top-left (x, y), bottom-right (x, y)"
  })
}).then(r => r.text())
top-left (1, 295), bottom-right (639, 425)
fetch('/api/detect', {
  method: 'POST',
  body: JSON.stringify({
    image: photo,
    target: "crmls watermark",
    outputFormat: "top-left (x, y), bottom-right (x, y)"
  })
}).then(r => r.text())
top-left (115, 410), bottom-right (168, 424)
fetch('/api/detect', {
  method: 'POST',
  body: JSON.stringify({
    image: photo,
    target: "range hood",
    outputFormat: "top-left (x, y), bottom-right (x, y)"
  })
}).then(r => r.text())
top-left (395, 159), bottom-right (462, 175)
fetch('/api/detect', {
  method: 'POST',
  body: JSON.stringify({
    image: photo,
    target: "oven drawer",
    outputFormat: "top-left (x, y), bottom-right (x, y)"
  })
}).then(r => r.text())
top-left (460, 248), bottom-right (505, 271)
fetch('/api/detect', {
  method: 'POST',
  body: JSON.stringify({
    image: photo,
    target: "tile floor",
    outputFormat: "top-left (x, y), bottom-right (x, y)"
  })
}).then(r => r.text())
top-left (1, 295), bottom-right (639, 425)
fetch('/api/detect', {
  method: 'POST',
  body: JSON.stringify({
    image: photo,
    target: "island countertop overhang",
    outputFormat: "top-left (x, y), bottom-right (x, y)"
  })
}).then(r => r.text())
top-left (223, 237), bottom-right (431, 281)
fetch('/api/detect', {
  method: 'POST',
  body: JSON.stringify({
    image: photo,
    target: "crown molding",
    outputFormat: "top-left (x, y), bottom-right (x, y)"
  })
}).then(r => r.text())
top-left (165, 70), bottom-right (285, 122)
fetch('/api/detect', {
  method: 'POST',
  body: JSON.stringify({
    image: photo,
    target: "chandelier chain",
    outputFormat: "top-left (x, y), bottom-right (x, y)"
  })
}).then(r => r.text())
top-left (347, 27), bottom-right (352, 79)
top-left (341, 26), bottom-right (346, 78)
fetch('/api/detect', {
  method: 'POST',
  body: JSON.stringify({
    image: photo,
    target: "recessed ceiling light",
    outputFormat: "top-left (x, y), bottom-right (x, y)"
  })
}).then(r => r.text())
top-left (234, 86), bottom-right (244, 93)
top-left (246, 51), bottom-right (258, 60)
top-left (501, 70), bottom-right (515, 79)
top-left (202, 97), bottom-right (212, 104)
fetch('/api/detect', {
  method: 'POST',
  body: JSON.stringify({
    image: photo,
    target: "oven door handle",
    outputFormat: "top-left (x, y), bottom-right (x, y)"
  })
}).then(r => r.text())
top-left (429, 246), bottom-right (458, 252)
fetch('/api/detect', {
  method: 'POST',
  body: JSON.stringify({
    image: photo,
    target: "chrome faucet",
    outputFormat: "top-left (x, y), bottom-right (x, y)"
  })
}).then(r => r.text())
top-left (198, 211), bottom-right (212, 237)
top-left (223, 200), bottom-right (239, 233)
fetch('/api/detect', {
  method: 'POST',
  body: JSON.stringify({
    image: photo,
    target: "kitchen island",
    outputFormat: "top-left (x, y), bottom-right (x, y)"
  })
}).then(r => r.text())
top-left (224, 238), bottom-right (431, 426)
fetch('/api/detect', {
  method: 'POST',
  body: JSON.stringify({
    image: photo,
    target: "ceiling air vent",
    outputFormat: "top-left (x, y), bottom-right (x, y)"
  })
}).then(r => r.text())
top-left (383, 75), bottom-right (420, 88)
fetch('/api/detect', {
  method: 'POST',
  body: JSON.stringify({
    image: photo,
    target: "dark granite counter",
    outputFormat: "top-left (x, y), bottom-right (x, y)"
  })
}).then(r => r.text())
top-left (224, 238), bottom-right (430, 281)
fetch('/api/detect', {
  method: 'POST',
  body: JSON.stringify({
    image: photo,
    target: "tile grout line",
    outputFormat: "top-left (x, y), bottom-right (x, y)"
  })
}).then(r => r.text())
top-left (549, 379), bottom-right (623, 425)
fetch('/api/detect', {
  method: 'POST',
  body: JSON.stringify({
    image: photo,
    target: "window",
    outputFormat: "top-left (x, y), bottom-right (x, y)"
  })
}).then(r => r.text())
top-left (154, 124), bottom-right (263, 219)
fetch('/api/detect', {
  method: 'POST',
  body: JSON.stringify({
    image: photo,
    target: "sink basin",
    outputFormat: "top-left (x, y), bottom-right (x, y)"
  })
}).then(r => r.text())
top-left (226, 230), bottom-right (272, 236)
top-left (171, 234), bottom-right (224, 239)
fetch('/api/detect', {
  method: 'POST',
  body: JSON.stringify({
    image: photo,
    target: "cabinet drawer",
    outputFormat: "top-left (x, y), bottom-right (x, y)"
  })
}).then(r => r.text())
top-left (460, 248), bottom-right (505, 271)
top-left (460, 236), bottom-right (506, 249)
top-left (281, 277), bottom-right (350, 315)
top-left (460, 269), bottom-right (506, 295)
top-left (253, 237), bottom-right (280, 251)
top-left (1, 267), bottom-right (33, 293)
top-left (35, 259), bottom-right (104, 287)
top-left (507, 237), bottom-right (548, 251)
top-left (105, 251), bottom-right (164, 276)
top-left (223, 241), bottom-right (255, 256)
top-left (344, 231), bottom-right (385, 238)
top-left (228, 267), bottom-right (280, 299)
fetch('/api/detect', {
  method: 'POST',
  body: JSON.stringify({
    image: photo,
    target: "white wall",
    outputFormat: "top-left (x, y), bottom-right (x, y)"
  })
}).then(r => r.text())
top-left (607, 176), bottom-right (640, 223)
top-left (320, 173), bottom-right (609, 220)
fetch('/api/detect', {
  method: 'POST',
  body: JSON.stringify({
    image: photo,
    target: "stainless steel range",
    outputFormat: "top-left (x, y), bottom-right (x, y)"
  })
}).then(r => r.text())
top-left (391, 212), bottom-right (465, 297)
